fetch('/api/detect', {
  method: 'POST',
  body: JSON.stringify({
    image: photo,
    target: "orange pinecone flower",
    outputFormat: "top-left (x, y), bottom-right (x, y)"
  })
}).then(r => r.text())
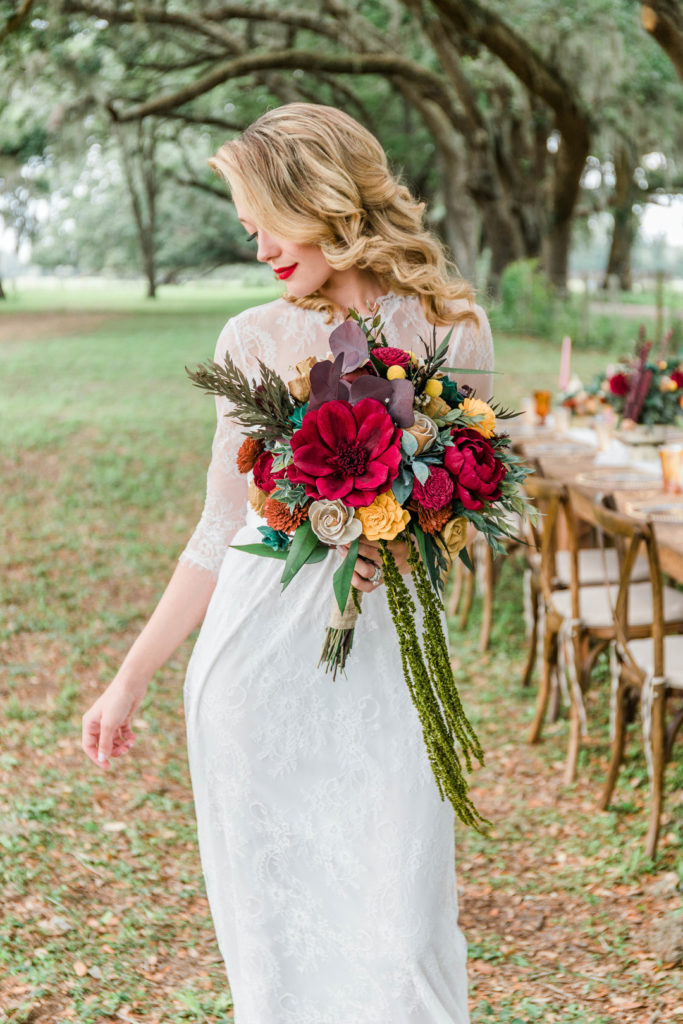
top-left (416, 502), bottom-right (452, 535)
top-left (263, 498), bottom-right (309, 534)
top-left (236, 437), bottom-right (264, 474)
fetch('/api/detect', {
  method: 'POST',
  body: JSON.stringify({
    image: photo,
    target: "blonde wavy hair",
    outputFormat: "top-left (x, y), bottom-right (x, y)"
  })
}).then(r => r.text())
top-left (209, 103), bottom-right (475, 325)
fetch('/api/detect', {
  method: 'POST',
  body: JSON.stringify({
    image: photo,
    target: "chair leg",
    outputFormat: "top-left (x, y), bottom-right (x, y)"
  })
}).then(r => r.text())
top-left (599, 675), bottom-right (628, 811)
top-left (458, 551), bottom-right (475, 630)
top-left (645, 683), bottom-right (667, 861)
top-left (447, 559), bottom-right (463, 619)
top-left (564, 697), bottom-right (582, 786)
top-left (528, 626), bottom-right (557, 744)
top-left (521, 581), bottom-right (539, 688)
top-left (478, 546), bottom-right (494, 652)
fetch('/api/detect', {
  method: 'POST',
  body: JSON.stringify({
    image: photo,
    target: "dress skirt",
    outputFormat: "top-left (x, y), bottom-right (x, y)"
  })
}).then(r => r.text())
top-left (183, 510), bottom-right (470, 1024)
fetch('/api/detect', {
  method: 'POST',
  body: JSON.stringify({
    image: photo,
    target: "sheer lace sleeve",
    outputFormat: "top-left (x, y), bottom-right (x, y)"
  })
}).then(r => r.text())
top-left (178, 318), bottom-right (255, 577)
top-left (447, 303), bottom-right (495, 402)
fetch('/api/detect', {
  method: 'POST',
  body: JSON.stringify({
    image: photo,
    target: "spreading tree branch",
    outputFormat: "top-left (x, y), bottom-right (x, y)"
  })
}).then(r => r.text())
top-left (640, 0), bottom-right (683, 81)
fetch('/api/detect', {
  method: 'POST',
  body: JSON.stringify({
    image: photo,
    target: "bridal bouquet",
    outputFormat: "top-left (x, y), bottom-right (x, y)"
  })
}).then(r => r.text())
top-left (187, 311), bottom-right (529, 828)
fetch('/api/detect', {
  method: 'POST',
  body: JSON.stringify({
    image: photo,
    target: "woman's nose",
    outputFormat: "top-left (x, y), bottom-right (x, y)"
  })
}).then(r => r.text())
top-left (256, 230), bottom-right (281, 264)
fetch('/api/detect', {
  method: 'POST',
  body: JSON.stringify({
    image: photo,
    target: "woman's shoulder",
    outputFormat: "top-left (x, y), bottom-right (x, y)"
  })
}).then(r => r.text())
top-left (214, 296), bottom-right (310, 360)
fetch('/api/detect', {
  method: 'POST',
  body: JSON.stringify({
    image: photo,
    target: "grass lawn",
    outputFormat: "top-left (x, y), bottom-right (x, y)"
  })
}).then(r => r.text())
top-left (1, 282), bottom-right (681, 1024)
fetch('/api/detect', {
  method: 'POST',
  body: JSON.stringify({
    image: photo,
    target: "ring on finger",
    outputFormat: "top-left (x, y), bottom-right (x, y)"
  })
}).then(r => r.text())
top-left (370, 563), bottom-right (383, 586)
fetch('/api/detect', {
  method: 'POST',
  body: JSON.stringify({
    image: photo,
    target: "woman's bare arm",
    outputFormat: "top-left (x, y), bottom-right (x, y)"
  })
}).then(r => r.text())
top-left (81, 561), bottom-right (216, 770)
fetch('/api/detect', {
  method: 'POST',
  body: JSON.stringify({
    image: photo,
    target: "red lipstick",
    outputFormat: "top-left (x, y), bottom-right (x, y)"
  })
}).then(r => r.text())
top-left (274, 263), bottom-right (297, 280)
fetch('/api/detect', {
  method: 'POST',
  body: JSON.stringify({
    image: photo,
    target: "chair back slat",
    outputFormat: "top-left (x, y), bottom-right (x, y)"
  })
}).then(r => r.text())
top-left (592, 502), bottom-right (664, 676)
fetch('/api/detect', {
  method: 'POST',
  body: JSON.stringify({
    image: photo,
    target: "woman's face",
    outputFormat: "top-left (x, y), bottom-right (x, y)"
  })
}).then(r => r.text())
top-left (235, 200), bottom-right (334, 299)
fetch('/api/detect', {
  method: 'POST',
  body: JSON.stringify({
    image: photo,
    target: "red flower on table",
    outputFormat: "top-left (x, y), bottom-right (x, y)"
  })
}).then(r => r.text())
top-left (608, 372), bottom-right (630, 397)
top-left (288, 397), bottom-right (402, 507)
top-left (444, 428), bottom-right (507, 511)
top-left (252, 451), bottom-right (284, 493)
top-left (411, 466), bottom-right (454, 510)
top-left (372, 347), bottom-right (411, 370)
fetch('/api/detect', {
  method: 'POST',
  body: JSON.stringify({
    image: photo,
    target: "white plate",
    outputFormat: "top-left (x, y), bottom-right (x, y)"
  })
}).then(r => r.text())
top-left (625, 500), bottom-right (683, 523)
top-left (575, 468), bottom-right (660, 490)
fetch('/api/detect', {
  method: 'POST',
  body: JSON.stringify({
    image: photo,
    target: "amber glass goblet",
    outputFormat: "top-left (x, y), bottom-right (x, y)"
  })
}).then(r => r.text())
top-left (533, 389), bottom-right (552, 426)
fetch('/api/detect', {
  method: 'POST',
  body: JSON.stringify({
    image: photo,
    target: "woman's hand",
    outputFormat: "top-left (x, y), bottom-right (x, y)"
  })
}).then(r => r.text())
top-left (82, 676), bottom-right (146, 770)
top-left (338, 534), bottom-right (412, 592)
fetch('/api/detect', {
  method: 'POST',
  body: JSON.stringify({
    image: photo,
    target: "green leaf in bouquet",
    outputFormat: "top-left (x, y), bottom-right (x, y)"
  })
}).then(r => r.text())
top-left (392, 465), bottom-right (414, 505)
top-left (401, 430), bottom-right (419, 457)
top-left (413, 460), bottom-right (430, 485)
top-left (459, 546), bottom-right (474, 572)
top-left (231, 543), bottom-right (290, 560)
top-left (332, 536), bottom-right (360, 614)
top-left (281, 520), bottom-right (327, 590)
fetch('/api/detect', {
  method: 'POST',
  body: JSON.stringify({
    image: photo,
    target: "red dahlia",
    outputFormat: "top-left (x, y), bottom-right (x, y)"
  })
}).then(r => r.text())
top-left (671, 370), bottom-right (683, 389)
top-left (288, 397), bottom-right (402, 507)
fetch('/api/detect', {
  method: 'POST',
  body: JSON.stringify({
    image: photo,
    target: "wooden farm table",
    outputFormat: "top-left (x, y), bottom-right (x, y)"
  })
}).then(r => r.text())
top-left (536, 453), bottom-right (683, 585)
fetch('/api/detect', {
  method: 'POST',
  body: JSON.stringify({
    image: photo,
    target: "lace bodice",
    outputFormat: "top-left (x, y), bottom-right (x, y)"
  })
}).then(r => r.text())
top-left (179, 293), bottom-right (494, 577)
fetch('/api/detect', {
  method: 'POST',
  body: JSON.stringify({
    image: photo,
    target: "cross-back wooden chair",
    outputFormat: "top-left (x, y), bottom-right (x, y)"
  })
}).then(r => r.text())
top-left (592, 502), bottom-right (683, 859)
top-left (523, 477), bottom-right (683, 789)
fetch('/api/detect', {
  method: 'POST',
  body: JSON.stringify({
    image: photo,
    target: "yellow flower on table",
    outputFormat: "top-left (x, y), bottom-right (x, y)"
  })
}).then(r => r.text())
top-left (458, 397), bottom-right (496, 438)
top-left (357, 491), bottom-right (410, 541)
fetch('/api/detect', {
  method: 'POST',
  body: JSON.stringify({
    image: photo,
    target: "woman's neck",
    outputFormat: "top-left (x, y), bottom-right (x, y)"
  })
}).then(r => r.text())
top-left (319, 267), bottom-right (389, 318)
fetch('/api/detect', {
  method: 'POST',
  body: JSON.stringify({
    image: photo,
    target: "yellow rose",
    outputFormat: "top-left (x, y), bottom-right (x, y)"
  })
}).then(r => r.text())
top-left (425, 378), bottom-right (443, 397)
top-left (405, 412), bottom-right (438, 454)
top-left (248, 482), bottom-right (268, 516)
top-left (440, 517), bottom-right (468, 560)
top-left (458, 397), bottom-right (496, 438)
top-left (357, 492), bottom-right (410, 541)
top-left (422, 395), bottom-right (451, 419)
top-left (386, 364), bottom-right (407, 380)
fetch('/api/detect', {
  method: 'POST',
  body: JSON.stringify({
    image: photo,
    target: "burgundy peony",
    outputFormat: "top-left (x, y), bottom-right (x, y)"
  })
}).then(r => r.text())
top-left (608, 372), bottom-right (630, 397)
top-left (372, 347), bottom-right (412, 370)
top-left (288, 397), bottom-right (402, 507)
top-left (252, 451), bottom-right (283, 493)
top-left (671, 370), bottom-right (683, 389)
top-left (410, 466), bottom-right (454, 510)
top-left (444, 428), bottom-right (507, 511)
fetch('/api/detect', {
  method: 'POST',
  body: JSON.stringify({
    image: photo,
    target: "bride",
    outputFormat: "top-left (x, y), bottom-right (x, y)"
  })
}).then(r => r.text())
top-left (82, 103), bottom-right (493, 1024)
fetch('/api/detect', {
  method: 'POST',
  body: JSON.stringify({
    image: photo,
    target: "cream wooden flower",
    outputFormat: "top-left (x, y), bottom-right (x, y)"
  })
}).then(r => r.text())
top-left (309, 499), bottom-right (363, 545)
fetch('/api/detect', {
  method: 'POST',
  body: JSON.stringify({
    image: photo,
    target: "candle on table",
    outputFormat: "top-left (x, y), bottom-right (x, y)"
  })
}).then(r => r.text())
top-left (558, 335), bottom-right (572, 393)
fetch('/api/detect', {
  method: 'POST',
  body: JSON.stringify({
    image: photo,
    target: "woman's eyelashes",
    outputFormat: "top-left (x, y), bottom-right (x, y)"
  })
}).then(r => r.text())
top-left (246, 231), bottom-right (257, 242)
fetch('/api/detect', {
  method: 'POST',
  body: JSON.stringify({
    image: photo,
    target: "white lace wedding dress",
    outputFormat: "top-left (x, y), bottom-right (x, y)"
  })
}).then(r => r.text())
top-left (180, 293), bottom-right (493, 1024)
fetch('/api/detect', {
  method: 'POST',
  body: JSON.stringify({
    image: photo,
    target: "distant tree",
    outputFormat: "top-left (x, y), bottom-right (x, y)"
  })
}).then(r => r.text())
top-left (640, 0), bottom-right (683, 80)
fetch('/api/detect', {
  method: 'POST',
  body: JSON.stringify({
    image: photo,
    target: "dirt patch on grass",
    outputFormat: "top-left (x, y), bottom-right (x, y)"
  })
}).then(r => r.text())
top-left (0, 312), bottom-right (125, 345)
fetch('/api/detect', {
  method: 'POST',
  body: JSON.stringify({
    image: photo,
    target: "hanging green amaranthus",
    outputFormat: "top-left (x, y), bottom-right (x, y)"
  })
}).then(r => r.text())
top-left (380, 535), bottom-right (488, 831)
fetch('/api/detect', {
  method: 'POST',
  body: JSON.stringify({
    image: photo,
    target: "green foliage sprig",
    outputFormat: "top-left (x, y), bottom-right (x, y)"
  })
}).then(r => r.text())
top-left (186, 353), bottom-right (295, 440)
top-left (380, 536), bottom-right (488, 830)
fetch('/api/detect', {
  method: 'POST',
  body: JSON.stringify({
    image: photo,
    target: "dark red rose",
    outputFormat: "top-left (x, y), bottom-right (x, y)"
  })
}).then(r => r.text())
top-left (608, 372), bottom-right (630, 397)
top-left (671, 370), bottom-right (683, 389)
top-left (410, 466), bottom-right (454, 510)
top-left (288, 397), bottom-right (402, 507)
top-left (252, 451), bottom-right (283, 493)
top-left (444, 428), bottom-right (507, 511)
top-left (372, 347), bottom-right (411, 370)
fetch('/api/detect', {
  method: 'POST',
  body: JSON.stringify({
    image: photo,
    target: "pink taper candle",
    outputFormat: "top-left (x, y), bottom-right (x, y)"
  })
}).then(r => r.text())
top-left (558, 335), bottom-right (572, 392)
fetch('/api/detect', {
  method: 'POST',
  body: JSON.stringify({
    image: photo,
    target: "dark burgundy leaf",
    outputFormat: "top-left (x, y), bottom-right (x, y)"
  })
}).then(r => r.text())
top-left (329, 321), bottom-right (370, 373)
